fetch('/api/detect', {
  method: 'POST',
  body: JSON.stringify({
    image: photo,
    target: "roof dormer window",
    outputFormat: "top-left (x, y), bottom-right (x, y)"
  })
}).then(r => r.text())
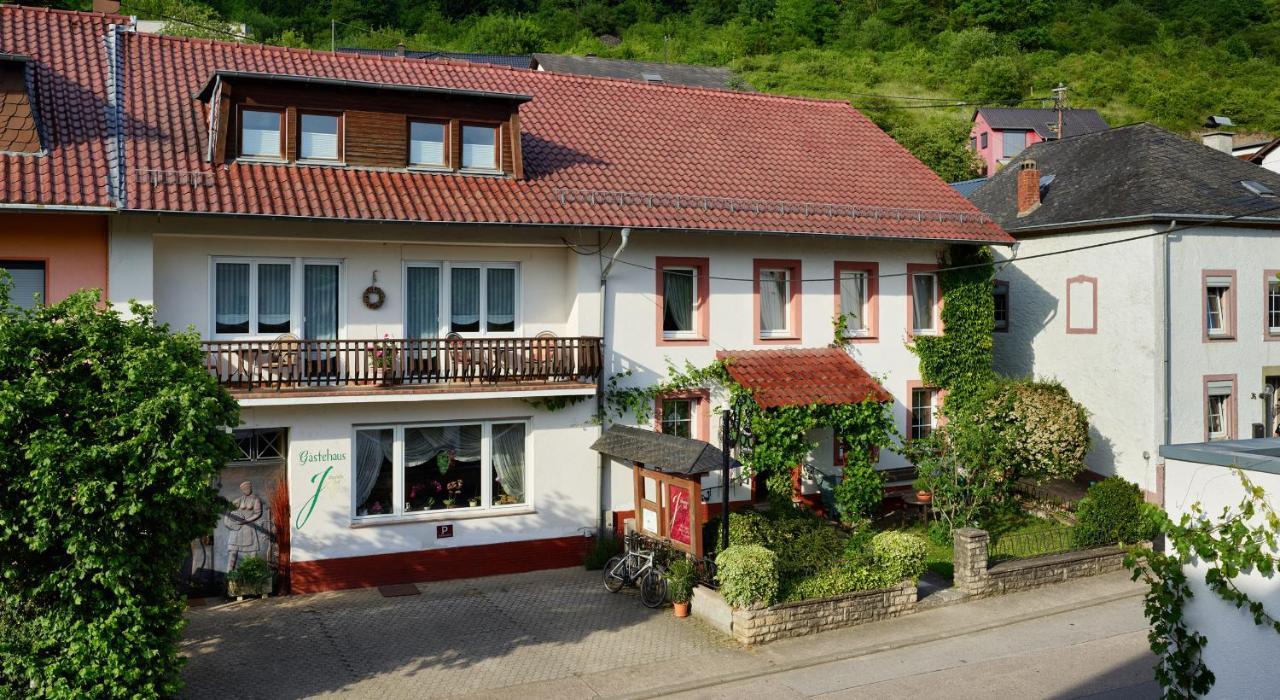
top-left (299, 112), bottom-right (341, 161)
top-left (409, 120), bottom-right (447, 168)
top-left (239, 108), bottom-right (283, 160)
top-left (461, 124), bottom-right (499, 171)
top-left (0, 54), bottom-right (41, 155)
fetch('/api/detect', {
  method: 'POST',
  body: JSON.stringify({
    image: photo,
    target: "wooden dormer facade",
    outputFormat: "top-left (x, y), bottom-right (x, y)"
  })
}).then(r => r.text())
top-left (0, 54), bottom-right (41, 154)
top-left (197, 71), bottom-right (529, 178)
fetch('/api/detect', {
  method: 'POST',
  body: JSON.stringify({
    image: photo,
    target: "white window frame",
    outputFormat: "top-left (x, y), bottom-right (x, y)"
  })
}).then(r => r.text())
top-left (661, 266), bottom-right (699, 340)
top-left (911, 272), bottom-right (940, 335)
top-left (1269, 279), bottom-right (1280, 334)
top-left (1205, 279), bottom-right (1231, 337)
top-left (209, 256), bottom-right (345, 340)
top-left (402, 261), bottom-right (521, 337)
top-left (1206, 383), bottom-right (1232, 441)
top-left (839, 269), bottom-right (870, 337)
top-left (759, 267), bottom-right (793, 339)
top-left (350, 418), bottom-right (533, 525)
top-left (909, 387), bottom-right (937, 441)
top-left (659, 397), bottom-right (696, 438)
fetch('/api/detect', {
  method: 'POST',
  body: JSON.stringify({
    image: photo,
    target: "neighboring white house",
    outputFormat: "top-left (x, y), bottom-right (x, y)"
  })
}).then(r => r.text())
top-left (968, 123), bottom-right (1280, 501)
top-left (1160, 438), bottom-right (1280, 698)
top-left (101, 27), bottom-right (1010, 592)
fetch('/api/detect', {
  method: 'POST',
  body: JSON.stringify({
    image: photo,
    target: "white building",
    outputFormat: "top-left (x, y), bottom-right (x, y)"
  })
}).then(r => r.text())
top-left (968, 123), bottom-right (1280, 500)
top-left (101, 28), bottom-right (1009, 592)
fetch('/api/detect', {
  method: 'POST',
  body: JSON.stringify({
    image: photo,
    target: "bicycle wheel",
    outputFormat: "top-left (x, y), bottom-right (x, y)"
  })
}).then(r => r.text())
top-left (603, 555), bottom-right (627, 593)
top-left (639, 569), bottom-right (667, 608)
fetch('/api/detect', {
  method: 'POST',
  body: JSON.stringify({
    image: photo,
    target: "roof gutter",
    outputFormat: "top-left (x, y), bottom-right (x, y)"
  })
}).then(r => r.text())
top-left (117, 209), bottom-right (1014, 246)
top-left (194, 70), bottom-right (534, 103)
top-left (0, 203), bottom-right (114, 213)
top-left (1005, 212), bottom-right (1280, 236)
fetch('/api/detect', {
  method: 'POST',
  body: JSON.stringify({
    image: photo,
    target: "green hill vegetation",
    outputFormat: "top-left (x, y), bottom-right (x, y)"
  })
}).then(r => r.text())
top-left (97, 1), bottom-right (1280, 180)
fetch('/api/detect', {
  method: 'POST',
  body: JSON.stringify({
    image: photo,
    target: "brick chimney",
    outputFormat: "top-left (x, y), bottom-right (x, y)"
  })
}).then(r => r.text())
top-left (1201, 131), bottom-right (1233, 154)
top-left (1016, 160), bottom-right (1041, 217)
top-left (92, 0), bottom-right (121, 14)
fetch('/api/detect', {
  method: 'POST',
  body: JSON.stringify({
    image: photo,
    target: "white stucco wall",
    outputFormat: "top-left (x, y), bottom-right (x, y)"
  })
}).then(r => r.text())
top-left (993, 227), bottom-right (1163, 489)
top-left (239, 398), bottom-right (599, 563)
top-left (1163, 454), bottom-right (1280, 698)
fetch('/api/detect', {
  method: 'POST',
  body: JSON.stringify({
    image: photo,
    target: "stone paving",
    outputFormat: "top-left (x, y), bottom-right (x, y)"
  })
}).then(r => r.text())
top-left (180, 567), bottom-right (738, 699)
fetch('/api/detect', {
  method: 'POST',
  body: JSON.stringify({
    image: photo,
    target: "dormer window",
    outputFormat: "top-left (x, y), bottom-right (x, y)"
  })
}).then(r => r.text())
top-left (0, 54), bottom-right (41, 154)
top-left (299, 112), bottom-right (340, 161)
top-left (240, 108), bottom-right (283, 159)
top-left (462, 124), bottom-right (499, 171)
top-left (409, 120), bottom-right (447, 168)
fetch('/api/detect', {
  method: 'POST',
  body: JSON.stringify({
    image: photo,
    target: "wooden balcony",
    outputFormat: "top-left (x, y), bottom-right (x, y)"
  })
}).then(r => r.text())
top-left (202, 336), bottom-right (603, 398)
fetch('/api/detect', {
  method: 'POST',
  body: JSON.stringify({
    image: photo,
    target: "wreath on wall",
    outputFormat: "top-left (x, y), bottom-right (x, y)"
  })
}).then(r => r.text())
top-left (362, 285), bottom-right (386, 310)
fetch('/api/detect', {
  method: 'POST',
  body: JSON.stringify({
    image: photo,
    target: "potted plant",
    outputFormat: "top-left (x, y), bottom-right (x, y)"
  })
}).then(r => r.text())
top-left (664, 557), bottom-right (696, 618)
top-left (226, 556), bottom-right (273, 600)
top-left (442, 497), bottom-right (455, 509)
top-left (366, 333), bottom-right (397, 385)
top-left (912, 476), bottom-right (933, 504)
top-left (468, 497), bottom-right (480, 508)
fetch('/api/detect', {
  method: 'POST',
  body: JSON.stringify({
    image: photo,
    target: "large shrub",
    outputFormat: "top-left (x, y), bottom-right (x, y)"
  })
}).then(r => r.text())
top-left (727, 509), bottom-right (845, 576)
top-left (1074, 477), bottom-right (1158, 547)
top-left (715, 545), bottom-right (780, 609)
top-left (0, 290), bottom-right (239, 698)
top-left (832, 461), bottom-right (884, 524)
top-left (984, 380), bottom-right (1091, 483)
top-left (870, 531), bottom-right (928, 582)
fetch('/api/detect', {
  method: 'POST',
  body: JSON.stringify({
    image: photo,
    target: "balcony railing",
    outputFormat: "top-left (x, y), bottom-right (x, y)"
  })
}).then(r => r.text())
top-left (202, 336), bottom-right (603, 392)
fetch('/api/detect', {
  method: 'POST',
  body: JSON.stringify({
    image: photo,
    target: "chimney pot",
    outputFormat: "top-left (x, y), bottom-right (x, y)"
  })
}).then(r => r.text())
top-left (1201, 131), bottom-right (1233, 155)
top-left (395, 43), bottom-right (406, 57)
top-left (1016, 160), bottom-right (1041, 217)
top-left (92, 0), bottom-right (121, 13)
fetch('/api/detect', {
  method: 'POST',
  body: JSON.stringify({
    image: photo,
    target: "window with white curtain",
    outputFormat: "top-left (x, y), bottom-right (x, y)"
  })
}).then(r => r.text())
top-left (759, 268), bottom-right (791, 338)
top-left (409, 121), bottom-right (447, 167)
top-left (1, 260), bottom-right (45, 309)
top-left (212, 258), bottom-right (342, 337)
top-left (406, 262), bottom-right (519, 336)
top-left (240, 109), bottom-right (282, 159)
top-left (912, 273), bottom-right (938, 334)
top-left (353, 420), bottom-right (529, 520)
top-left (839, 270), bottom-right (868, 336)
top-left (461, 124), bottom-right (498, 170)
top-left (299, 113), bottom-right (340, 161)
top-left (1205, 276), bottom-right (1232, 337)
top-left (663, 267), bottom-right (697, 338)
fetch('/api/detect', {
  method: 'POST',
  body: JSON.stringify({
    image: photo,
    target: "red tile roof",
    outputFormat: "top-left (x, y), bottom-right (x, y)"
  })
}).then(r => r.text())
top-left (118, 30), bottom-right (1010, 243)
top-left (717, 348), bottom-right (892, 409)
top-left (0, 6), bottom-right (121, 209)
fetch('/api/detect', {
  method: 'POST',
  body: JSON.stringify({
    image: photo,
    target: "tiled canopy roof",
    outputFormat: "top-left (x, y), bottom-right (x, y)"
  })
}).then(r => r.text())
top-left (119, 30), bottom-right (1008, 242)
top-left (718, 348), bottom-right (892, 409)
top-left (0, 6), bottom-right (121, 209)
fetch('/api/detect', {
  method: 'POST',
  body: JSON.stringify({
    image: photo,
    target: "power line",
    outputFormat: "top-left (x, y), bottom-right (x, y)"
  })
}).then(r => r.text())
top-left (853, 96), bottom-right (1046, 111)
top-left (568, 201), bottom-right (1280, 285)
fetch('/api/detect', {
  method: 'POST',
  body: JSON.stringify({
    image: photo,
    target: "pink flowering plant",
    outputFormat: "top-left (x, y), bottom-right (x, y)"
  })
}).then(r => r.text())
top-left (366, 333), bottom-right (397, 371)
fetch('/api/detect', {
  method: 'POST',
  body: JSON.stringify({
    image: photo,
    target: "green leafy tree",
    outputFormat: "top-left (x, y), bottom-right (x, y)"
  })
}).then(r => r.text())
top-left (467, 13), bottom-right (547, 54)
top-left (889, 116), bottom-right (983, 184)
top-left (0, 289), bottom-right (239, 698)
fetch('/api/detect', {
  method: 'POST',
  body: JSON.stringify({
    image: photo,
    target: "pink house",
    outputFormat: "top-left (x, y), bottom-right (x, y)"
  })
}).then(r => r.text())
top-left (970, 108), bottom-right (1108, 176)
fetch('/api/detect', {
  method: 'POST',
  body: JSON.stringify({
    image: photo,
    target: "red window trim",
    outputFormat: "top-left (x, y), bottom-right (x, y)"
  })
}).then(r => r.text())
top-left (834, 261), bottom-right (878, 343)
top-left (905, 380), bottom-right (946, 442)
top-left (753, 258), bottom-right (802, 344)
top-left (1265, 270), bottom-right (1280, 342)
top-left (655, 257), bottom-right (710, 346)
top-left (905, 263), bottom-right (942, 339)
top-left (654, 389), bottom-right (710, 442)
top-left (1065, 274), bottom-right (1098, 335)
top-left (1201, 269), bottom-right (1237, 343)
top-left (1202, 374), bottom-right (1238, 441)
top-left (993, 278), bottom-right (1010, 333)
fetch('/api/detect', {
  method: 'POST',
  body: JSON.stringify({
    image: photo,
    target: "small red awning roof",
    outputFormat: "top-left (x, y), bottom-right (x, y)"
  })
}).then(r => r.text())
top-left (717, 348), bottom-right (892, 409)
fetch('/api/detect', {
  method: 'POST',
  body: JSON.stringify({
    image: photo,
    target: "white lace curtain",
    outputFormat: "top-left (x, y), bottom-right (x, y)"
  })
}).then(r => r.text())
top-left (759, 270), bottom-right (787, 332)
top-left (486, 268), bottom-right (516, 331)
top-left (355, 429), bottom-right (393, 508)
top-left (492, 423), bottom-right (525, 503)
top-left (355, 425), bottom-right (524, 507)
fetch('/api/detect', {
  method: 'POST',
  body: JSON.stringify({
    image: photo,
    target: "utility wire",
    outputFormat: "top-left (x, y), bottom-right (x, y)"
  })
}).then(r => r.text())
top-left (564, 201), bottom-right (1280, 285)
top-left (853, 96), bottom-right (1046, 110)
top-left (127, 3), bottom-right (255, 42)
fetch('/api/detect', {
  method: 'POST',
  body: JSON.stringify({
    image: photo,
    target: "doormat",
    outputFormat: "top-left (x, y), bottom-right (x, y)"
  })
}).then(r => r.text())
top-left (378, 583), bottom-right (421, 597)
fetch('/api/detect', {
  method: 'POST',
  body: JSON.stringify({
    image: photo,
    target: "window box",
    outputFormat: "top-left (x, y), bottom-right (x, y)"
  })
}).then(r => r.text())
top-left (656, 257), bottom-right (709, 345)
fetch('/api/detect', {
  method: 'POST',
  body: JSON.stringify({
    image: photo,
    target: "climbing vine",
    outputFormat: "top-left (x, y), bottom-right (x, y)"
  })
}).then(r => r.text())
top-left (911, 244), bottom-right (997, 417)
top-left (1124, 470), bottom-right (1280, 697)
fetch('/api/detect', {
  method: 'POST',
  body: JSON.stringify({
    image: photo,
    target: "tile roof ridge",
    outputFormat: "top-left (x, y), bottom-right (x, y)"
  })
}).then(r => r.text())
top-left (1, 3), bottom-right (129, 22)
top-left (526, 63), bottom-right (850, 104)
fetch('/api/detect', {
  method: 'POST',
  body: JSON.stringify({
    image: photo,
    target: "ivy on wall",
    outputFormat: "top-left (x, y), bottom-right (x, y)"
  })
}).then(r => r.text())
top-left (1125, 470), bottom-right (1280, 697)
top-left (911, 244), bottom-right (997, 417)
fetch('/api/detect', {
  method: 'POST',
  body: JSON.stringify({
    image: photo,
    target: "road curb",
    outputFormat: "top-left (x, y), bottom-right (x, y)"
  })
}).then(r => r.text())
top-left (619, 587), bottom-right (1145, 700)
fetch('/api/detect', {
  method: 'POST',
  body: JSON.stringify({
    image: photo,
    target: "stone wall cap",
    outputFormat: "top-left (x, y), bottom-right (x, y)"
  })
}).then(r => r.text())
top-left (954, 528), bottom-right (989, 537)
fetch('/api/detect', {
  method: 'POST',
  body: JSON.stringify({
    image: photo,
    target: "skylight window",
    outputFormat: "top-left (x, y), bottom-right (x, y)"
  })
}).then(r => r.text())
top-left (642, 72), bottom-right (663, 83)
top-left (1241, 180), bottom-right (1275, 197)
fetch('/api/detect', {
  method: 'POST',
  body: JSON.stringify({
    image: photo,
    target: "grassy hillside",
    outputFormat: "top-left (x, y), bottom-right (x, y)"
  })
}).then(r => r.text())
top-left (97, 0), bottom-right (1280, 179)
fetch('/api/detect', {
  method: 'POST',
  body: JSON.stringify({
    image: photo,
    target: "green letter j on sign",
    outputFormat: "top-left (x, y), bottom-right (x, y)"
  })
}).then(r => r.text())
top-left (294, 465), bottom-right (333, 530)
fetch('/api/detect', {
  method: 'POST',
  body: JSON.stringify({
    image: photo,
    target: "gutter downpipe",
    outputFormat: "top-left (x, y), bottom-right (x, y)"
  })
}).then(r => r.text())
top-left (596, 227), bottom-right (631, 534)
top-left (1163, 220), bottom-right (1176, 453)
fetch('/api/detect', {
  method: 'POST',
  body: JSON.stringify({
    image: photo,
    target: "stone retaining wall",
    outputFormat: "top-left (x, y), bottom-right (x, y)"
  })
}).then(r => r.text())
top-left (727, 580), bottom-right (917, 646)
top-left (954, 527), bottom-right (1132, 598)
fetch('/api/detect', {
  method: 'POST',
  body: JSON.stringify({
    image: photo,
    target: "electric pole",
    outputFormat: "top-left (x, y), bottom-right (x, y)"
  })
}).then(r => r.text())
top-left (1052, 83), bottom-right (1067, 140)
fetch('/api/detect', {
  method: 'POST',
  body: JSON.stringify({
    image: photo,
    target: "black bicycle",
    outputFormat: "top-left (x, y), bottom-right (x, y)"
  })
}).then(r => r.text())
top-left (602, 532), bottom-right (667, 608)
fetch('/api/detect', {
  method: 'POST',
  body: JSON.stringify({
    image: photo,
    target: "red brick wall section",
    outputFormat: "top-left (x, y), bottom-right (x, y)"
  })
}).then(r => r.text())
top-left (290, 535), bottom-right (591, 594)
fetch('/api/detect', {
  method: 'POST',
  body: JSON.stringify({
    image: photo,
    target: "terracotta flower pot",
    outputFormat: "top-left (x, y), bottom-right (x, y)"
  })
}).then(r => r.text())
top-left (673, 601), bottom-right (690, 618)
top-left (916, 490), bottom-right (932, 504)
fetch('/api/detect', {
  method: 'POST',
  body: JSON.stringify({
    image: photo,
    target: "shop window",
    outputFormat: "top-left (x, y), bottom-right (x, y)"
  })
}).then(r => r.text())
top-left (354, 420), bottom-right (528, 520)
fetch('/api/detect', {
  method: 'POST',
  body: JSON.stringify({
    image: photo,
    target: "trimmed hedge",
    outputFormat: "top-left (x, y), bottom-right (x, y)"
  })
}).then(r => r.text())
top-left (1074, 477), bottom-right (1158, 547)
top-left (716, 545), bottom-right (780, 608)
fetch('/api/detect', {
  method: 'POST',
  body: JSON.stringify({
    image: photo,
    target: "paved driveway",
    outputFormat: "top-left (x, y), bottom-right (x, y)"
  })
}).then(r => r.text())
top-left (180, 567), bottom-right (738, 699)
